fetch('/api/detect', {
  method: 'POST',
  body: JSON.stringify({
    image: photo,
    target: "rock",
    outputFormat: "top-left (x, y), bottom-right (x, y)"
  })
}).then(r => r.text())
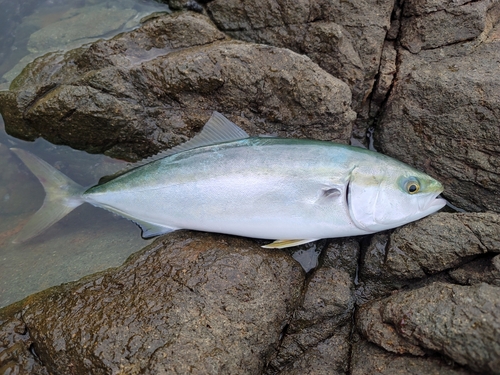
top-left (356, 212), bottom-right (500, 301)
top-left (378, 16), bottom-right (500, 212)
top-left (0, 303), bottom-right (49, 375)
top-left (206, 0), bottom-right (394, 129)
top-left (382, 212), bottom-right (500, 280)
top-left (351, 339), bottom-right (478, 375)
top-left (264, 239), bottom-right (358, 373)
top-left (267, 323), bottom-right (352, 375)
top-left (0, 12), bottom-right (355, 161)
top-left (449, 254), bottom-right (500, 286)
top-left (400, 0), bottom-right (500, 53)
top-left (0, 231), bottom-right (304, 374)
top-left (357, 282), bottom-right (500, 374)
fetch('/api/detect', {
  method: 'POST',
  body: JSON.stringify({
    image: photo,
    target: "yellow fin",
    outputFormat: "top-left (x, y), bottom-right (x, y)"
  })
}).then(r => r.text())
top-left (262, 239), bottom-right (317, 249)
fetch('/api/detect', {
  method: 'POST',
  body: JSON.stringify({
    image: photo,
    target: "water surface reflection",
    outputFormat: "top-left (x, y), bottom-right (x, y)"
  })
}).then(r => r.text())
top-left (0, 0), bottom-right (169, 307)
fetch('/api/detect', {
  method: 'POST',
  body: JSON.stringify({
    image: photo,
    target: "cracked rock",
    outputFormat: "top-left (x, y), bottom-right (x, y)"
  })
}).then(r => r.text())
top-left (0, 231), bottom-right (304, 374)
top-left (378, 22), bottom-right (500, 212)
top-left (0, 12), bottom-right (355, 161)
top-left (206, 0), bottom-right (394, 130)
top-left (264, 239), bottom-right (358, 374)
top-left (357, 282), bottom-right (500, 374)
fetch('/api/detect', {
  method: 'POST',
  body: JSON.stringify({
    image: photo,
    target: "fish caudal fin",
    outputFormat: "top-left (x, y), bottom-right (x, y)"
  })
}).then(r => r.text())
top-left (10, 148), bottom-right (85, 243)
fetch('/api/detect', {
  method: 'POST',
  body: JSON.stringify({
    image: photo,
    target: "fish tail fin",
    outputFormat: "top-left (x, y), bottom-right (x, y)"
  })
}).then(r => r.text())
top-left (10, 148), bottom-right (86, 243)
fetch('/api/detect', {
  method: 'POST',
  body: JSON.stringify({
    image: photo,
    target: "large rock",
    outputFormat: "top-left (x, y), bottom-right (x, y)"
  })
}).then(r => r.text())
top-left (377, 2), bottom-right (500, 212)
top-left (381, 212), bottom-right (500, 279)
top-left (206, 0), bottom-right (394, 129)
top-left (357, 282), bottom-right (500, 374)
top-left (0, 231), bottom-right (304, 374)
top-left (356, 212), bottom-right (500, 302)
top-left (0, 12), bottom-right (355, 160)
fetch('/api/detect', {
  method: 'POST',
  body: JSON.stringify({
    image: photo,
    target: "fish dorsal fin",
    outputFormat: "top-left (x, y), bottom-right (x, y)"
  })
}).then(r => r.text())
top-left (100, 112), bottom-right (249, 183)
top-left (152, 111), bottom-right (249, 160)
top-left (134, 112), bottom-right (247, 163)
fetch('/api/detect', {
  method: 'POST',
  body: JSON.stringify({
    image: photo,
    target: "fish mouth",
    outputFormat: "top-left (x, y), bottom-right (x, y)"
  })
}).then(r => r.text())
top-left (419, 193), bottom-right (447, 213)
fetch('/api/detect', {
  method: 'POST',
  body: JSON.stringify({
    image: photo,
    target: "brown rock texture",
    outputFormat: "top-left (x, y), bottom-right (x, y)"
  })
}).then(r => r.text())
top-left (0, 12), bottom-right (355, 161)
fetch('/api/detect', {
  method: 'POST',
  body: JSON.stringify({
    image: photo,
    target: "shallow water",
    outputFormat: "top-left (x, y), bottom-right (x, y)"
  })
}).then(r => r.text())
top-left (0, 0), bottom-right (169, 90)
top-left (0, 115), bottom-right (154, 308)
top-left (0, 0), bottom-right (169, 308)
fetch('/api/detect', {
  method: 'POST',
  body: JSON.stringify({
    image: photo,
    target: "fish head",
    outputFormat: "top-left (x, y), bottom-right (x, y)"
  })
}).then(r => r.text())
top-left (347, 158), bottom-right (446, 232)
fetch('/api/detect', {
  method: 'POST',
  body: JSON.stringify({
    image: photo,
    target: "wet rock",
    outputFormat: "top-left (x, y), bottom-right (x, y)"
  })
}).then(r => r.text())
top-left (449, 254), bottom-right (500, 286)
top-left (378, 17), bottom-right (500, 212)
top-left (206, 0), bottom-right (394, 127)
top-left (351, 339), bottom-right (478, 375)
top-left (357, 282), bottom-right (500, 374)
top-left (0, 304), bottom-right (49, 375)
top-left (0, 12), bottom-right (355, 160)
top-left (382, 212), bottom-right (500, 280)
top-left (356, 212), bottom-right (500, 301)
top-left (1, 231), bottom-right (304, 374)
top-left (264, 239), bottom-right (358, 373)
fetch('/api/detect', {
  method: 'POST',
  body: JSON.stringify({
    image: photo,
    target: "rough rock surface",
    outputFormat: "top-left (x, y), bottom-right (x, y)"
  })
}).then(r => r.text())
top-left (351, 339), bottom-right (478, 375)
top-left (449, 254), bottom-right (500, 286)
top-left (378, 0), bottom-right (500, 212)
top-left (264, 239), bottom-right (359, 374)
top-left (357, 282), bottom-right (500, 374)
top-left (357, 212), bottom-right (500, 302)
top-left (206, 0), bottom-right (394, 130)
top-left (0, 231), bottom-right (304, 374)
top-left (0, 12), bottom-right (355, 160)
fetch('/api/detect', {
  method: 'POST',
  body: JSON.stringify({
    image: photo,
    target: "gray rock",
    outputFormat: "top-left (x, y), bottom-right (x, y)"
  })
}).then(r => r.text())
top-left (400, 0), bottom-right (500, 53)
top-left (378, 24), bottom-right (500, 212)
top-left (351, 339), bottom-right (478, 375)
top-left (357, 282), bottom-right (500, 374)
top-left (0, 12), bottom-right (355, 161)
top-left (0, 304), bottom-right (49, 375)
top-left (0, 231), bottom-right (304, 374)
top-left (206, 0), bottom-right (394, 128)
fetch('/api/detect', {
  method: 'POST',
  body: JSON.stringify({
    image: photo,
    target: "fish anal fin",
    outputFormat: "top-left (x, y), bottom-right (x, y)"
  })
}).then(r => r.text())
top-left (262, 239), bottom-right (318, 249)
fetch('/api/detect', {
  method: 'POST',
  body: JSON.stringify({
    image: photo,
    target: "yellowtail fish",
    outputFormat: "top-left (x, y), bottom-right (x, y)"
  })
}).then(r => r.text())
top-left (11, 112), bottom-right (446, 248)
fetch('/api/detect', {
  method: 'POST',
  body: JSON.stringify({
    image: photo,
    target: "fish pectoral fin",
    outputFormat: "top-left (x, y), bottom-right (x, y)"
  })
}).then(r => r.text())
top-left (134, 220), bottom-right (178, 239)
top-left (315, 185), bottom-right (343, 205)
top-left (262, 239), bottom-right (318, 249)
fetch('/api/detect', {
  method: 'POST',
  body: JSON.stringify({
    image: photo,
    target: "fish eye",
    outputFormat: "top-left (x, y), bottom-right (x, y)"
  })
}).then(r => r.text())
top-left (405, 179), bottom-right (420, 194)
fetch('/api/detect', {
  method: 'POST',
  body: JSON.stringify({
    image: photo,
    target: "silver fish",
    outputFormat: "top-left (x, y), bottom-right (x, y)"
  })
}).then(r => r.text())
top-left (11, 112), bottom-right (446, 248)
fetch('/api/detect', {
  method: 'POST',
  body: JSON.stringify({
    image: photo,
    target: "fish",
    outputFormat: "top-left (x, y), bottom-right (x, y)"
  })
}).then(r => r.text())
top-left (10, 112), bottom-right (447, 248)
